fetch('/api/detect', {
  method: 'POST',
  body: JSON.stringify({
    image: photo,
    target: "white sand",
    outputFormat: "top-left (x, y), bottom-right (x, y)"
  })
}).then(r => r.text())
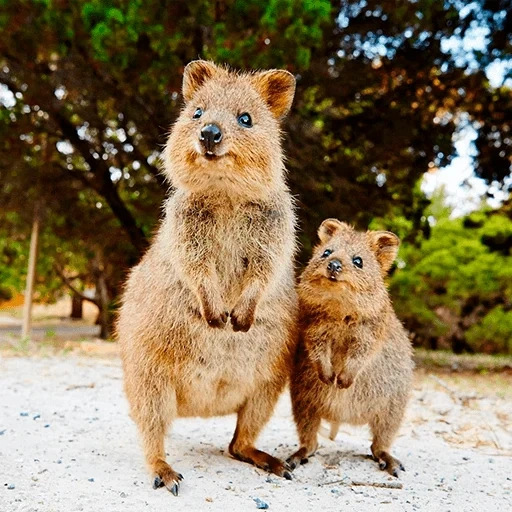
top-left (1, 355), bottom-right (511, 512)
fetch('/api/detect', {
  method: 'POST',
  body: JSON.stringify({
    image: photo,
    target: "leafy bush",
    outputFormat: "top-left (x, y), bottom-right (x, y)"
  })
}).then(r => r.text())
top-left (390, 208), bottom-right (512, 354)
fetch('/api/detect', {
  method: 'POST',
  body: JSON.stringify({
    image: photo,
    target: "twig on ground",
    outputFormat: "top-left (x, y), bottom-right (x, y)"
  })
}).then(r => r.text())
top-left (429, 375), bottom-right (460, 397)
top-left (429, 374), bottom-right (478, 405)
top-left (66, 383), bottom-right (95, 390)
top-left (319, 478), bottom-right (403, 490)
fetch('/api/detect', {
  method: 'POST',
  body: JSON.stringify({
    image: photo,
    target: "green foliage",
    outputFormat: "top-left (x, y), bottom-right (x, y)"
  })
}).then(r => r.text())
top-left (466, 306), bottom-right (512, 354)
top-left (391, 207), bottom-right (512, 354)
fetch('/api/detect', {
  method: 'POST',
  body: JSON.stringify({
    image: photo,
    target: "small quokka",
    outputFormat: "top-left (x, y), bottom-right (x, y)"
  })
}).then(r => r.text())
top-left (117, 60), bottom-right (298, 496)
top-left (287, 219), bottom-right (414, 477)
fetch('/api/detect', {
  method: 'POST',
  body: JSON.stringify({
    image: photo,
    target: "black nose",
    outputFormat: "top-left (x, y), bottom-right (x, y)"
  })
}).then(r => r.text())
top-left (200, 124), bottom-right (222, 153)
top-left (327, 259), bottom-right (342, 273)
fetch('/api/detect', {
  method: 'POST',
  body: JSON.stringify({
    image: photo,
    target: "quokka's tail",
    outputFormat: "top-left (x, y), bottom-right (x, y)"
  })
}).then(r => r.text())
top-left (319, 421), bottom-right (340, 441)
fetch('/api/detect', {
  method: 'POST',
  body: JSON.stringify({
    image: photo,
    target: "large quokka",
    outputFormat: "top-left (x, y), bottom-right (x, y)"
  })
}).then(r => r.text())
top-left (287, 219), bottom-right (414, 477)
top-left (117, 61), bottom-right (298, 495)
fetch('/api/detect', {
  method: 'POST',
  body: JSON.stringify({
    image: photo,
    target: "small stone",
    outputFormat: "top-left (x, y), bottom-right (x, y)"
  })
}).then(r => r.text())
top-left (88, 478), bottom-right (94, 482)
top-left (33, 414), bottom-right (41, 420)
top-left (0, 429), bottom-right (5, 435)
top-left (120, 492), bottom-right (127, 498)
top-left (44, 424), bottom-right (50, 428)
top-left (7, 484), bottom-right (15, 490)
top-left (253, 497), bottom-right (269, 509)
top-left (20, 412), bottom-right (29, 417)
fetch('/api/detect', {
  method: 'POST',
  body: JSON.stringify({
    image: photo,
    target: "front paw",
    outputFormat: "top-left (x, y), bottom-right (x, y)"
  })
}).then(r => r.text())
top-left (230, 302), bottom-right (256, 332)
top-left (205, 310), bottom-right (229, 328)
top-left (198, 285), bottom-right (228, 329)
top-left (315, 360), bottom-right (335, 386)
top-left (335, 372), bottom-right (354, 389)
top-left (201, 301), bottom-right (228, 328)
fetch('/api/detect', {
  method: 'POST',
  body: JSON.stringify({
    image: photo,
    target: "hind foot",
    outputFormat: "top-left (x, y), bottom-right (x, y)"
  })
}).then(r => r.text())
top-left (230, 445), bottom-right (292, 480)
top-left (371, 450), bottom-right (405, 478)
top-left (286, 446), bottom-right (314, 471)
top-left (152, 459), bottom-right (184, 496)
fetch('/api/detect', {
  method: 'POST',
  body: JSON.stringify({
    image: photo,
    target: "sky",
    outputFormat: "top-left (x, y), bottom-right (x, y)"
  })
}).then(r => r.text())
top-left (421, 16), bottom-right (511, 217)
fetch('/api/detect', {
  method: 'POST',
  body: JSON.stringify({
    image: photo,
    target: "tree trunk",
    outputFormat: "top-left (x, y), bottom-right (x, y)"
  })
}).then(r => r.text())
top-left (93, 253), bottom-right (111, 339)
top-left (21, 203), bottom-right (41, 338)
top-left (70, 295), bottom-right (83, 319)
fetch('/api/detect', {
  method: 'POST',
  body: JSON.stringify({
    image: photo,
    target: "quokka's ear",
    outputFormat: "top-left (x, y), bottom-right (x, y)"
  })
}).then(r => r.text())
top-left (318, 218), bottom-right (352, 243)
top-left (252, 69), bottom-right (296, 119)
top-left (367, 231), bottom-right (400, 273)
top-left (182, 60), bottom-right (220, 102)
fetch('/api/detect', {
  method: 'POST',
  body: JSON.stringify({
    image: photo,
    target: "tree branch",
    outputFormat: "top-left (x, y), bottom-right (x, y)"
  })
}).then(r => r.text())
top-left (54, 263), bottom-right (99, 306)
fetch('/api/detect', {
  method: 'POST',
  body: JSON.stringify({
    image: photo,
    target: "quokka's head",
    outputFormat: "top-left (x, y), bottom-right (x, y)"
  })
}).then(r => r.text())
top-left (163, 60), bottom-right (295, 196)
top-left (300, 219), bottom-right (400, 300)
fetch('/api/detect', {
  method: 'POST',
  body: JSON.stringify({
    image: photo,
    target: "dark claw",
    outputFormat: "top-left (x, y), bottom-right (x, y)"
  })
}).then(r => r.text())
top-left (153, 476), bottom-right (164, 489)
top-left (301, 457), bottom-right (309, 465)
top-left (286, 459), bottom-right (297, 470)
top-left (379, 460), bottom-right (387, 470)
top-left (207, 318), bottom-right (225, 328)
top-left (392, 469), bottom-right (399, 478)
top-left (169, 483), bottom-right (179, 496)
top-left (399, 463), bottom-right (405, 472)
top-left (232, 320), bottom-right (251, 333)
top-left (177, 473), bottom-right (184, 481)
top-left (283, 471), bottom-right (292, 480)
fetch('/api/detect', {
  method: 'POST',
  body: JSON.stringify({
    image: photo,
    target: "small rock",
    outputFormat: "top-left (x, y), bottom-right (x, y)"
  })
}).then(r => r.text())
top-left (253, 497), bottom-right (269, 509)
top-left (44, 424), bottom-right (50, 428)
top-left (20, 412), bottom-right (29, 417)
top-left (88, 478), bottom-right (94, 482)
top-left (7, 484), bottom-right (15, 490)
top-left (33, 414), bottom-right (41, 420)
top-left (120, 492), bottom-right (127, 498)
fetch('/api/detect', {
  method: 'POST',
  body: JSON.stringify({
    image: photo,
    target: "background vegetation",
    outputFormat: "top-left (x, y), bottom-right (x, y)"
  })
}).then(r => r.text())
top-left (0, 0), bottom-right (510, 351)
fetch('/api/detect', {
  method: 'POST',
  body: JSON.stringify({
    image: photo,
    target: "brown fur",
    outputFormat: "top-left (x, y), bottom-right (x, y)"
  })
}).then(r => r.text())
top-left (117, 61), bottom-right (298, 495)
top-left (287, 219), bottom-right (414, 477)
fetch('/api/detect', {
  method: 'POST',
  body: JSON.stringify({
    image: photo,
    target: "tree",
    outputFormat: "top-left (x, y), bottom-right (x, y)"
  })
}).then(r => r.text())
top-left (0, 1), bottom-right (510, 340)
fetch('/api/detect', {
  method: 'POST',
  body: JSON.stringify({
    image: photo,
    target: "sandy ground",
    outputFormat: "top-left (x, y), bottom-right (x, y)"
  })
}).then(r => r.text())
top-left (1, 354), bottom-right (511, 512)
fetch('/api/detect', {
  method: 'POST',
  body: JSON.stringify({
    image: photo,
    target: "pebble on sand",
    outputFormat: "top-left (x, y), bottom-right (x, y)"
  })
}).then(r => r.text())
top-left (253, 497), bottom-right (269, 509)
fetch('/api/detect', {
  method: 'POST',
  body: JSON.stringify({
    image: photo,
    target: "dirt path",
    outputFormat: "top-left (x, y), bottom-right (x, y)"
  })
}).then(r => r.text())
top-left (1, 354), bottom-right (511, 512)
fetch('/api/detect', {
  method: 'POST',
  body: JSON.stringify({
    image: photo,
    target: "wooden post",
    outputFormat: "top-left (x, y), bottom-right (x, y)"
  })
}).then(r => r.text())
top-left (21, 203), bottom-right (41, 338)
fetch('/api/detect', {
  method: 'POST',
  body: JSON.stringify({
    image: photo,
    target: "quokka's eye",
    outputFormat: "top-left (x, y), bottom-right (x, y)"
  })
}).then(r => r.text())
top-left (193, 108), bottom-right (203, 119)
top-left (237, 113), bottom-right (252, 128)
top-left (321, 249), bottom-right (333, 258)
top-left (353, 256), bottom-right (363, 269)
